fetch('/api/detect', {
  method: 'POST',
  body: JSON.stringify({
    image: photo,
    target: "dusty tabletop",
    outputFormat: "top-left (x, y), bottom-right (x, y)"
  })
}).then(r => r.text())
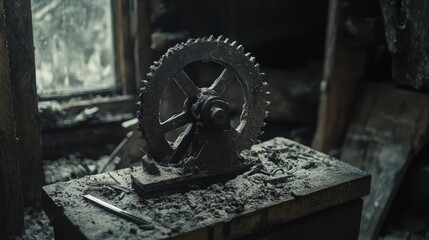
top-left (43, 137), bottom-right (368, 239)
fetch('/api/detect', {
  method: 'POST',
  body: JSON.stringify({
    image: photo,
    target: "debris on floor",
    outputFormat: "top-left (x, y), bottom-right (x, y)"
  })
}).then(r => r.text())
top-left (15, 208), bottom-right (54, 240)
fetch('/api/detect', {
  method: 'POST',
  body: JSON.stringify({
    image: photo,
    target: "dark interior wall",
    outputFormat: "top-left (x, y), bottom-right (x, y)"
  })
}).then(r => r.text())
top-left (39, 0), bottom-right (329, 159)
top-left (151, 0), bottom-right (328, 69)
top-left (146, 0), bottom-right (328, 146)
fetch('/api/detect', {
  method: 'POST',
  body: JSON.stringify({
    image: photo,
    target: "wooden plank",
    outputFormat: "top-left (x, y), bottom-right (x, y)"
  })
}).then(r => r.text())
top-left (3, 0), bottom-right (44, 207)
top-left (0, 0), bottom-right (24, 237)
top-left (42, 138), bottom-right (370, 240)
top-left (341, 82), bottom-right (429, 240)
top-left (312, 0), bottom-right (370, 153)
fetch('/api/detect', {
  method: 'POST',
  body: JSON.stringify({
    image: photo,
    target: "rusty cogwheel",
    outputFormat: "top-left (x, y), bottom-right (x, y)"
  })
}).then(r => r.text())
top-left (137, 36), bottom-right (270, 172)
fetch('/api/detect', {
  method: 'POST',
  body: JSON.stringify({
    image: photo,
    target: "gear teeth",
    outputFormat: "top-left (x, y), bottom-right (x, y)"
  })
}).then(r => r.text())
top-left (265, 100), bottom-right (271, 106)
top-left (266, 91), bottom-right (271, 95)
top-left (207, 35), bottom-right (214, 41)
top-left (216, 35), bottom-right (224, 42)
top-left (136, 101), bottom-right (143, 107)
top-left (265, 111), bottom-right (269, 117)
top-left (237, 45), bottom-right (244, 51)
top-left (260, 72), bottom-right (266, 76)
top-left (250, 57), bottom-right (255, 63)
top-left (262, 122), bottom-right (267, 127)
top-left (224, 38), bottom-right (229, 44)
top-left (137, 111), bottom-right (143, 119)
top-left (245, 52), bottom-right (251, 57)
top-left (230, 41), bottom-right (237, 47)
top-left (142, 80), bottom-right (149, 86)
top-left (186, 38), bottom-right (193, 44)
top-left (263, 82), bottom-right (268, 86)
top-left (140, 87), bottom-right (147, 92)
top-left (254, 63), bottom-right (260, 69)
top-left (259, 131), bottom-right (265, 136)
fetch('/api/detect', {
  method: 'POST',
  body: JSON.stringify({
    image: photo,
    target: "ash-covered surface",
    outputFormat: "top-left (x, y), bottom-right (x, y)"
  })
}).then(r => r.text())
top-left (43, 137), bottom-right (369, 239)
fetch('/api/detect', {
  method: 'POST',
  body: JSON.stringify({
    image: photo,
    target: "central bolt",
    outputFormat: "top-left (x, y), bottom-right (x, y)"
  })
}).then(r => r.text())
top-left (210, 107), bottom-right (227, 125)
top-left (194, 95), bottom-right (231, 130)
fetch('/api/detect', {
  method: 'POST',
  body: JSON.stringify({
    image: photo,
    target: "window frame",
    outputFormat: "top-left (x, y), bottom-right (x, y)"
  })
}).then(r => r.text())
top-left (33, 0), bottom-right (137, 101)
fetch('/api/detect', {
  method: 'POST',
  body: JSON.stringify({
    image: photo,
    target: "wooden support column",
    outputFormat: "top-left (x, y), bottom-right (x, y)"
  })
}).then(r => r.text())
top-left (133, 0), bottom-right (153, 89)
top-left (0, 0), bottom-right (24, 237)
top-left (312, 0), bottom-right (370, 153)
top-left (113, 0), bottom-right (136, 95)
top-left (3, 0), bottom-right (44, 207)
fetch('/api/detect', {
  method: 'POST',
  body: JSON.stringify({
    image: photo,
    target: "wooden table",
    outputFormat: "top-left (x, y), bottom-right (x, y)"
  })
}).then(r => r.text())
top-left (42, 137), bottom-right (370, 239)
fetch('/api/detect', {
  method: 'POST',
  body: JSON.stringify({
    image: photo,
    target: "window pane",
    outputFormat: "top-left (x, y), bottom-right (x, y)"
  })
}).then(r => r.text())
top-left (31, 0), bottom-right (116, 95)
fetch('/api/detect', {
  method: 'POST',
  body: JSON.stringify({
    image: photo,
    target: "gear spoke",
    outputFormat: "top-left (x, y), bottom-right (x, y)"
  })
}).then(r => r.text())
top-left (210, 67), bottom-right (235, 95)
top-left (169, 124), bottom-right (194, 163)
top-left (161, 111), bottom-right (191, 133)
top-left (173, 70), bottom-right (200, 97)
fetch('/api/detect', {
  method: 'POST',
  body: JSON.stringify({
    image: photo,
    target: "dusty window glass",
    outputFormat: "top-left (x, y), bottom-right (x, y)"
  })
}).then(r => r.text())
top-left (31, 0), bottom-right (116, 96)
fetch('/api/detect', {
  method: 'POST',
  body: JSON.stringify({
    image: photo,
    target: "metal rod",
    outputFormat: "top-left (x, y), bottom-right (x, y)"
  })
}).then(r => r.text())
top-left (83, 194), bottom-right (150, 226)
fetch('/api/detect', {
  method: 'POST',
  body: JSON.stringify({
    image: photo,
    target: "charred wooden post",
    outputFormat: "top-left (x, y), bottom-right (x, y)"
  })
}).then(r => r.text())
top-left (3, 0), bottom-right (44, 207)
top-left (312, 0), bottom-right (377, 153)
top-left (0, 0), bottom-right (24, 237)
top-left (380, 0), bottom-right (429, 90)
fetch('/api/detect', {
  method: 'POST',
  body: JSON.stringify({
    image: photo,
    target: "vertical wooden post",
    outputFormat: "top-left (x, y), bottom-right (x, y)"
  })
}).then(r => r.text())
top-left (3, 0), bottom-right (44, 207)
top-left (133, 0), bottom-right (153, 89)
top-left (312, 0), bottom-right (369, 153)
top-left (113, 0), bottom-right (136, 95)
top-left (0, 0), bottom-right (24, 237)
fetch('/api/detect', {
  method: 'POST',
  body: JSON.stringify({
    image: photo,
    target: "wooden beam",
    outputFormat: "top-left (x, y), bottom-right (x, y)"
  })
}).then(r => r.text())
top-left (3, 0), bottom-right (44, 207)
top-left (312, 0), bottom-right (369, 153)
top-left (0, 0), bottom-right (24, 237)
top-left (341, 82), bottom-right (429, 239)
top-left (133, 0), bottom-right (153, 90)
top-left (113, 0), bottom-right (136, 95)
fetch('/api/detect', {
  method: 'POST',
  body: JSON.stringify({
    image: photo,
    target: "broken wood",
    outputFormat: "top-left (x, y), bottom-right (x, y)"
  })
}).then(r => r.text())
top-left (341, 82), bottom-right (429, 240)
top-left (0, 0), bottom-right (24, 236)
top-left (99, 119), bottom-right (144, 172)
